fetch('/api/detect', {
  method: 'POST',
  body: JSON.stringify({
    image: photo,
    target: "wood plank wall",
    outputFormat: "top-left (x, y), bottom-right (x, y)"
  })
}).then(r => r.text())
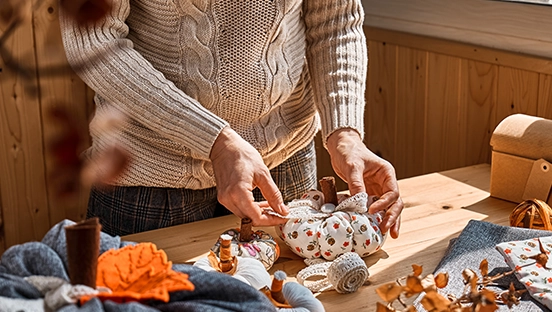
top-left (0, 1), bottom-right (92, 252)
top-left (1, 1), bottom-right (552, 250)
top-left (361, 27), bottom-right (552, 181)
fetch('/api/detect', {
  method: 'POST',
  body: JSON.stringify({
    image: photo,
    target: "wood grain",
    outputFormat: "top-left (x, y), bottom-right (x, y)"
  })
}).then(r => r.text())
top-left (537, 74), bottom-right (552, 120)
top-left (123, 164), bottom-right (517, 312)
top-left (394, 46), bottom-right (427, 178)
top-left (362, 0), bottom-right (552, 60)
top-left (462, 60), bottom-right (497, 166)
top-left (365, 40), bottom-right (397, 165)
top-left (0, 0), bottom-right (51, 249)
top-left (424, 53), bottom-right (463, 173)
top-left (35, 0), bottom-right (91, 224)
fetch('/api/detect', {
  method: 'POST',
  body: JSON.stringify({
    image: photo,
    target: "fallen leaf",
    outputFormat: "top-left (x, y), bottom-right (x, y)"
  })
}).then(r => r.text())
top-left (376, 282), bottom-right (403, 303)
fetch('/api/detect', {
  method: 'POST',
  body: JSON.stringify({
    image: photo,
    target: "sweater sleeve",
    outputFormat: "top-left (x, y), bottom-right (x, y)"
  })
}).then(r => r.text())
top-left (303, 0), bottom-right (367, 146)
top-left (58, 1), bottom-right (228, 161)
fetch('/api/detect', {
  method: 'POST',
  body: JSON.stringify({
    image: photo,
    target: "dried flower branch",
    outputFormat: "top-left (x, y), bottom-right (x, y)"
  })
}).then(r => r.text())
top-left (375, 257), bottom-right (534, 312)
top-left (0, 0), bottom-right (112, 95)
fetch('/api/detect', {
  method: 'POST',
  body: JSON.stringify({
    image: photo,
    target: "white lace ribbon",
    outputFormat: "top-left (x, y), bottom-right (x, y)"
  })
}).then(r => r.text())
top-left (265, 192), bottom-right (373, 220)
top-left (296, 252), bottom-right (369, 294)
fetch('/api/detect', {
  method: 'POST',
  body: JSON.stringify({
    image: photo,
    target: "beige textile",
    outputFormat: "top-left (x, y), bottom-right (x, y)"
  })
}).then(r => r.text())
top-left (58, 0), bottom-right (367, 189)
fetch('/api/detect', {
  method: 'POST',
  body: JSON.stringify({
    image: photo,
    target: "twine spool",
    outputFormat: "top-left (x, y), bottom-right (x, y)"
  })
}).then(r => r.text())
top-left (510, 199), bottom-right (552, 230)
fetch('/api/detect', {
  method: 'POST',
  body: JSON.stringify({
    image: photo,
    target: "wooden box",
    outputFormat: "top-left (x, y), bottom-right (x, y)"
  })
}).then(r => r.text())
top-left (490, 114), bottom-right (552, 205)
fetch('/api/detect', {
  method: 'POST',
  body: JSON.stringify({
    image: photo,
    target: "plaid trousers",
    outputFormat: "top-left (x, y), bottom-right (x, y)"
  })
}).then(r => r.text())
top-left (87, 141), bottom-right (317, 236)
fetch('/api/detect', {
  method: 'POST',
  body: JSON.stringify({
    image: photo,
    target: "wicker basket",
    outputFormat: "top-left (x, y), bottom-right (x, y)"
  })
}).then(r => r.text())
top-left (510, 199), bottom-right (552, 230)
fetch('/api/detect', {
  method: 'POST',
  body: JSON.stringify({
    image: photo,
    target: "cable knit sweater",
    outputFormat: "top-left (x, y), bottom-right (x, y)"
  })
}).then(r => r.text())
top-left (59, 0), bottom-right (367, 190)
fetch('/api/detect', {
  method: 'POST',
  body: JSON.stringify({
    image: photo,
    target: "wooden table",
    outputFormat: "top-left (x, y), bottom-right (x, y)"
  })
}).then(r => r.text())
top-left (123, 164), bottom-right (518, 311)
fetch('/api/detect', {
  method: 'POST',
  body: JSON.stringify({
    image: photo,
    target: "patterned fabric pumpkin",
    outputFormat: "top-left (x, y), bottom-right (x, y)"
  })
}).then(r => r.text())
top-left (211, 228), bottom-right (279, 270)
top-left (276, 190), bottom-right (386, 260)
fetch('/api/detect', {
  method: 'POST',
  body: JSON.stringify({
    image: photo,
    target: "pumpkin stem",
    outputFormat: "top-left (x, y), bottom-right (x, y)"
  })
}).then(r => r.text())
top-left (271, 270), bottom-right (288, 304)
top-left (319, 176), bottom-right (338, 205)
top-left (219, 234), bottom-right (235, 273)
top-left (239, 217), bottom-right (253, 242)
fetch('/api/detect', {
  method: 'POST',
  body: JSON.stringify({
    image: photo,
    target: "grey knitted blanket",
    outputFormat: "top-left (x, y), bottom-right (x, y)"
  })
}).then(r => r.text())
top-left (415, 220), bottom-right (552, 311)
top-left (0, 220), bottom-right (277, 312)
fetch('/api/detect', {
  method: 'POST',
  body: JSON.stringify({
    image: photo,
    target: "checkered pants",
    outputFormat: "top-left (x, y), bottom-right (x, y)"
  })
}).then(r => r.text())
top-left (87, 141), bottom-right (317, 236)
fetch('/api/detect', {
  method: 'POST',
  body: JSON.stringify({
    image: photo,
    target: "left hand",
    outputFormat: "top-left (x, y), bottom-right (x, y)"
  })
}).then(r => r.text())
top-left (326, 128), bottom-right (403, 238)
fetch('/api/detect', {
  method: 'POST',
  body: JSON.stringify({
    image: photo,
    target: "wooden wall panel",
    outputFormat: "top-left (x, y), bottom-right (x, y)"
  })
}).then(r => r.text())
top-left (394, 47), bottom-right (427, 178)
top-left (0, 1), bottom-right (51, 249)
top-left (496, 67), bottom-right (539, 122)
top-left (365, 41), bottom-right (397, 165)
top-left (34, 0), bottom-right (91, 224)
top-left (537, 74), bottom-right (552, 120)
top-left (424, 54), bottom-right (463, 174)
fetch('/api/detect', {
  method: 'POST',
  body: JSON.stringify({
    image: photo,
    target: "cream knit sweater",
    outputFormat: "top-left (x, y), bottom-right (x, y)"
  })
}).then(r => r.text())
top-left (59, 0), bottom-right (367, 190)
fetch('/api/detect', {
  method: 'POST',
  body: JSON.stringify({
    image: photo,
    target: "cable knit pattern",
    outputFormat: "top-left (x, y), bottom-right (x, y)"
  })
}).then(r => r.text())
top-left (59, 0), bottom-right (367, 189)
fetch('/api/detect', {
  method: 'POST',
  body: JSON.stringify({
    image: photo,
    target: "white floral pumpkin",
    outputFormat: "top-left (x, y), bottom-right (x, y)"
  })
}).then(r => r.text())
top-left (276, 190), bottom-right (386, 261)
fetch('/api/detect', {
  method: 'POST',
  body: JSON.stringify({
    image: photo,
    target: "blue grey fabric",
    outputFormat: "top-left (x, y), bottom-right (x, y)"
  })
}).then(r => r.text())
top-left (0, 242), bottom-right (68, 280)
top-left (0, 219), bottom-right (277, 311)
top-left (415, 220), bottom-right (552, 311)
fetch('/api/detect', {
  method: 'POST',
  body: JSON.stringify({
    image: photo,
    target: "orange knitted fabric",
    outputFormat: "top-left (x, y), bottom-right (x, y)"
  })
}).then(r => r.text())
top-left (81, 243), bottom-right (194, 303)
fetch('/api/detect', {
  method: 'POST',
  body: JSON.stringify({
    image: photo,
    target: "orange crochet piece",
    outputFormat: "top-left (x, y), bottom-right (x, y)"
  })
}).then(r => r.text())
top-left (81, 243), bottom-right (194, 303)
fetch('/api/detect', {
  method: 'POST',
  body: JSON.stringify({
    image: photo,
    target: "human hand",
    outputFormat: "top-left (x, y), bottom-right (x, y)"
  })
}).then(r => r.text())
top-left (209, 127), bottom-right (288, 226)
top-left (326, 128), bottom-right (403, 238)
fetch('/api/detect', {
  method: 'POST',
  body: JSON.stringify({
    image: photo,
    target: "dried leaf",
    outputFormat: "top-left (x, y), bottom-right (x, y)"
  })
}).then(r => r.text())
top-left (404, 275), bottom-right (425, 297)
top-left (60, 0), bottom-right (112, 25)
top-left (376, 302), bottom-right (395, 312)
top-left (420, 290), bottom-right (451, 312)
top-left (461, 268), bottom-right (475, 284)
top-left (376, 282), bottom-right (403, 303)
top-left (498, 282), bottom-right (526, 309)
top-left (420, 274), bottom-right (436, 292)
top-left (474, 302), bottom-right (498, 312)
top-left (479, 259), bottom-right (489, 277)
top-left (80, 145), bottom-right (129, 187)
top-left (412, 264), bottom-right (423, 277)
top-left (479, 288), bottom-right (497, 304)
top-left (529, 253), bottom-right (549, 268)
top-left (46, 107), bottom-right (85, 198)
top-left (0, 0), bottom-right (26, 27)
top-left (434, 272), bottom-right (449, 289)
top-left (529, 238), bottom-right (550, 268)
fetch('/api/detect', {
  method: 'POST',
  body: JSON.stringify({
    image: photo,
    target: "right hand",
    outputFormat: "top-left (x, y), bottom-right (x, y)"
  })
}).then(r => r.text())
top-left (209, 127), bottom-right (288, 226)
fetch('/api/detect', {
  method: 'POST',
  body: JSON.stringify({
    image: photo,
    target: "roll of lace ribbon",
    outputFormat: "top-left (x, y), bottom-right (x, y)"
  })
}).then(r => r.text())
top-left (296, 252), bottom-right (369, 294)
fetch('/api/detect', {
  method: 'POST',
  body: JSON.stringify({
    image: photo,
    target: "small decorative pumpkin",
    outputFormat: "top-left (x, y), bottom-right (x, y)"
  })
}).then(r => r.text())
top-left (211, 218), bottom-right (280, 269)
top-left (277, 177), bottom-right (386, 261)
top-left (194, 234), bottom-right (272, 290)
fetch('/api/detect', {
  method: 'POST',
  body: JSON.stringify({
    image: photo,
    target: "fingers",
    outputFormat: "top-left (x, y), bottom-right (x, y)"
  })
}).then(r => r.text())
top-left (372, 196), bottom-right (403, 239)
top-left (390, 215), bottom-right (401, 239)
top-left (346, 167), bottom-right (366, 195)
top-left (255, 171), bottom-right (288, 216)
top-left (218, 184), bottom-right (287, 226)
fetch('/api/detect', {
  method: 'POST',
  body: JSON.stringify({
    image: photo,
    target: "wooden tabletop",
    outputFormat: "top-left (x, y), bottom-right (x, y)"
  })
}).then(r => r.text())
top-left (123, 164), bottom-right (518, 311)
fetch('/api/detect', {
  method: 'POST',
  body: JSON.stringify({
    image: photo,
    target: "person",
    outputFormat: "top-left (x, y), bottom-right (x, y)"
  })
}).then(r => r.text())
top-left (58, 0), bottom-right (404, 238)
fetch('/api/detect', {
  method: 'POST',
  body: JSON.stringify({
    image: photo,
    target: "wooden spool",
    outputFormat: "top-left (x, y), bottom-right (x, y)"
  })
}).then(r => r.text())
top-left (510, 199), bottom-right (552, 230)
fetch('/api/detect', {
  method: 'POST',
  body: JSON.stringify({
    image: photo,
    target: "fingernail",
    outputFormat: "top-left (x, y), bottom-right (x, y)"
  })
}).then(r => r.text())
top-left (281, 204), bottom-right (289, 214)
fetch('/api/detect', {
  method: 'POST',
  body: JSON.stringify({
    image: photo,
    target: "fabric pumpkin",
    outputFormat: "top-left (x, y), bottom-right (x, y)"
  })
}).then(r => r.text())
top-left (211, 226), bottom-right (280, 270)
top-left (277, 190), bottom-right (386, 260)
